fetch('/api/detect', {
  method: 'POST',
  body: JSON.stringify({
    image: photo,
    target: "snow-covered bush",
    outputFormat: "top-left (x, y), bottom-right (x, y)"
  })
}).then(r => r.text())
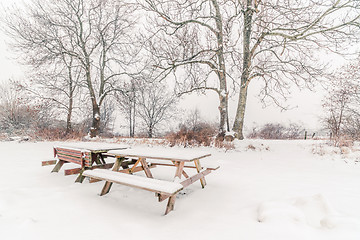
top-left (166, 122), bottom-right (217, 147)
top-left (247, 123), bottom-right (304, 139)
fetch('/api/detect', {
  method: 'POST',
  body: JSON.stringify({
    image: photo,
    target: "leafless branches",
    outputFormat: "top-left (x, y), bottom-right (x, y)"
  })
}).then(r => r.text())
top-left (3, 0), bottom-right (139, 137)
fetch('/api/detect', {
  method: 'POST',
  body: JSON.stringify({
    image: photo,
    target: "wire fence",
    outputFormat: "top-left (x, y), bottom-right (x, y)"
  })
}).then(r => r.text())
top-left (300, 129), bottom-right (331, 139)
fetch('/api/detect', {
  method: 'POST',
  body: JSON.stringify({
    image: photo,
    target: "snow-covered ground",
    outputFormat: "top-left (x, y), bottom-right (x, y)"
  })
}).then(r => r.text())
top-left (0, 140), bottom-right (359, 240)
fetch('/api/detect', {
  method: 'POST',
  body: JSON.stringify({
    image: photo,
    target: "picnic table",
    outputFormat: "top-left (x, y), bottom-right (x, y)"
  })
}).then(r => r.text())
top-left (42, 142), bottom-right (128, 182)
top-left (83, 148), bottom-right (219, 215)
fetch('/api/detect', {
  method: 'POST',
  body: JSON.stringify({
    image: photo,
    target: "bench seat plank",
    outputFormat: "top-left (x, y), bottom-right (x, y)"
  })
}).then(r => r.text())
top-left (83, 169), bottom-right (183, 195)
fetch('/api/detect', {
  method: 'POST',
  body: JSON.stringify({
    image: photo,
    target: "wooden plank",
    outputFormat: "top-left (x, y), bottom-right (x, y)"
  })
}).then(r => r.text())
top-left (88, 164), bottom-right (156, 183)
top-left (158, 169), bottom-right (212, 202)
top-left (174, 161), bottom-right (185, 179)
top-left (182, 170), bottom-right (189, 179)
top-left (100, 157), bottom-right (124, 196)
top-left (180, 169), bottom-right (211, 188)
top-left (42, 160), bottom-right (57, 166)
top-left (84, 170), bottom-right (183, 195)
top-left (57, 150), bottom-right (83, 158)
top-left (119, 164), bottom-right (156, 174)
top-left (151, 162), bottom-right (197, 169)
top-left (57, 155), bottom-right (82, 165)
top-left (75, 169), bottom-right (86, 183)
top-left (165, 195), bottom-right (177, 215)
top-left (140, 158), bottom-right (153, 178)
top-left (130, 159), bottom-right (141, 173)
top-left (64, 168), bottom-right (82, 176)
top-left (65, 163), bottom-right (114, 176)
top-left (194, 159), bottom-right (206, 188)
top-left (56, 147), bottom-right (91, 154)
top-left (108, 151), bottom-right (211, 162)
top-left (51, 160), bottom-right (66, 173)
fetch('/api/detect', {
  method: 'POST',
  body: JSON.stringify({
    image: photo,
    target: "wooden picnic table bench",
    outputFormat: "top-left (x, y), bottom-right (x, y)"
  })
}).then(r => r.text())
top-left (83, 148), bottom-right (219, 215)
top-left (42, 143), bottom-right (128, 182)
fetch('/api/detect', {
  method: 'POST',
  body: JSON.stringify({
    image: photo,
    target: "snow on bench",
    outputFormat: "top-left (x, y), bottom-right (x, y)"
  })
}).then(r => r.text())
top-left (107, 148), bottom-right (211, 162)
top-left (83, 169), bottom-right (184, 195)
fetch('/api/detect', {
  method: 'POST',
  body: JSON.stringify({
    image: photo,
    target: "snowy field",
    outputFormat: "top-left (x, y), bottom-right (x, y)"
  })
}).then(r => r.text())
top-left (0, 139), bottom-right (360, 240)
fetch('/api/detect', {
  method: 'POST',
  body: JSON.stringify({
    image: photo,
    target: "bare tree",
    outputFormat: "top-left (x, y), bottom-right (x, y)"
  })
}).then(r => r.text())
top-left (141, 0), bottom-right (360, 140)
top-left (137, 81), bottom-right (178, 138)
top-left (141, 0), bottom-right (242, 135)
top-left (0, 81), bottom-right (53, 134)
top-left (231, 0), bottom-right (360, 139)
top-left (322, 57), bottom-right (360, 139)
top-left (116, 79), bottom-right (137, 137)
top-left (16, 55), bottom-right (82, 134)
top-left (3, 0), bottom-right (138, 137)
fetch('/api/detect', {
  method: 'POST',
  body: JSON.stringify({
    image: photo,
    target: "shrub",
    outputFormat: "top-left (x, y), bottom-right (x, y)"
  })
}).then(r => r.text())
top-left (166, 122), bottom-right (217, 147)
top-left (247, 123), bottom-right (304, 140)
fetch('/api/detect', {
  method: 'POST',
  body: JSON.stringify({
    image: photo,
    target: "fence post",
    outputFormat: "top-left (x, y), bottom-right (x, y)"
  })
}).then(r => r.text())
top-left (304, 131), bottom-right (307, 140)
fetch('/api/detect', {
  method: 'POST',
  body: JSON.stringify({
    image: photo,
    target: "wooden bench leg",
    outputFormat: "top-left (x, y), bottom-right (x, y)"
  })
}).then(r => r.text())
top-left (174, 161), bottom-right (185, 179)
top-left (194, 159), bottom-right (206, 188)
top-left (75, 169), bottom-right (86, 183)
top-left (165, 194), bottom-right (177, 215)
top-left (51, 160), bottom-right (66, 173)
top-left (140, 158), bottom-right (153, 178)
top-left (100, 157), bottom-right (124, 196)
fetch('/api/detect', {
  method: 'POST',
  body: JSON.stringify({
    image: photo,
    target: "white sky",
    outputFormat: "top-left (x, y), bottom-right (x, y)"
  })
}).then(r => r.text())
top-left (0, 0), bottom-right (358, 135)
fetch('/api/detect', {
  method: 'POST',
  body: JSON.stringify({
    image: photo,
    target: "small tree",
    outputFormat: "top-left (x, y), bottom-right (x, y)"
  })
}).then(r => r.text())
top-left (322, 57), bottom-right (360, 139)
top-left (115, 80), bottom-right (138, 137)
top-left (137, 81), bottom-right (178, 138)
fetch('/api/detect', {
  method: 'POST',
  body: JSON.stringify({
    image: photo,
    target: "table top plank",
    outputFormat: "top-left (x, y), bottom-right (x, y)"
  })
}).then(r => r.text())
top-left (54, 142), bottom-right (128, 152)
top-left (107, 148), bottom-right (211, 162)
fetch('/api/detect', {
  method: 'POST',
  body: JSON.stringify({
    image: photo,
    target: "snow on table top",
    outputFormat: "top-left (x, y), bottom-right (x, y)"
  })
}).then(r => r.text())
top-left (54, 142), bottom-right (128, 152)
top-left (107, 148), bottom-right (211, 162)
top-left (83, 169), bottom-right (183, 194)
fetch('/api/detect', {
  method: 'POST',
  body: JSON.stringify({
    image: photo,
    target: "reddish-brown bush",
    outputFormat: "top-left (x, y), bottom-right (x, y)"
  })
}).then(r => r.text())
top-left (166, 122), bottom-right (217, 147)
top-left (247, 123), bottom-right (304, 139)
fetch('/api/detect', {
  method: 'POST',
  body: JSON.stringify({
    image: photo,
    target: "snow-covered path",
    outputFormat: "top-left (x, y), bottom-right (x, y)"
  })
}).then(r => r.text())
top-left (0, 140), bottom-right (359, 240)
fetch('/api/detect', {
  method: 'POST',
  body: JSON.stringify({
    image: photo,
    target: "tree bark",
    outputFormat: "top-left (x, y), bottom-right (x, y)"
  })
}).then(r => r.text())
top-left (232, 86), bottom-right (248, 139)
top-left (65, 97), bottom-right (73, 134)
top-left (90, 103), bottom-right (101, 138)
top-left (232, 0), bottom-right (254, 140)
top-left (211, 0), bottom-right (229, 134)
top-left (148, 126), bottom-right (153, 138)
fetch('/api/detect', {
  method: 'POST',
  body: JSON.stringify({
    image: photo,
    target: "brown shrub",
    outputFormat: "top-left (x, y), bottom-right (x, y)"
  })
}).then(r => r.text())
top-left (166, 122), bottom-right (217, 147)
top-left (30, 127), bottom-right (85, 141)
top-left (248, 123), bottom-right (304, 139)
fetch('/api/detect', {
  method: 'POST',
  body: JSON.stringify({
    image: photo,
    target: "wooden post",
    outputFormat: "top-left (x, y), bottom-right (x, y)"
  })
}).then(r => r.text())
top-left (100, 157), bottom-right (124, 196)
top-left (75, 169), bottom-right (86, 183)
top-left (140, 158), bottom-right (153, 178)
top-left (165, 195), bottom-right (177, 215)
top-left (51, 160), bottom-right (65, 173)
top-left (304, 131), bottom-right (307, 140)
top-left (194, 159), bottom-right (206, 188)
top-left (174, 161), bottom-right (185, 179)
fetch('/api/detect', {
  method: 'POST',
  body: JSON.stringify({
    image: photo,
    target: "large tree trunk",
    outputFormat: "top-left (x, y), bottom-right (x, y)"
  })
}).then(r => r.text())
top-left (232, 0), bottom-right (253, 140)
top-left (65, 100), bottom-right (73, 135)
top-left (218, 91), bottom-right (229, 134)
top-left (232, 86), bottom-right (248, 139)
top-left (90, 104), bottom-right (101, 138)
top-left (211, 0), bottom-right (229, 134)
top-left (65, 67), bottom-right (73, 135)
top-left (148, 126), bottom-right (153, 138)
